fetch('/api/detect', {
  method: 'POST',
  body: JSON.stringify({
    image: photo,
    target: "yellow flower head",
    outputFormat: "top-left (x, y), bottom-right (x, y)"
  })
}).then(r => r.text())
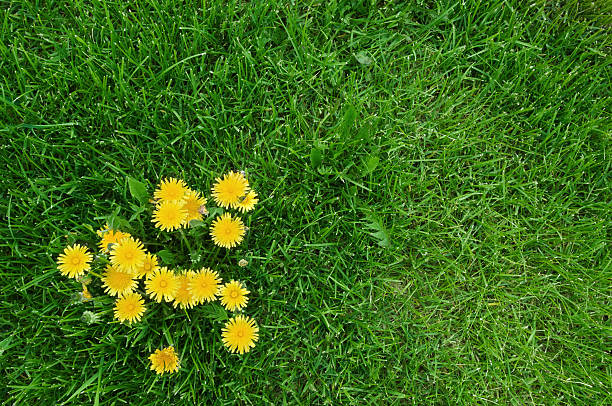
top-left (145, 267), bottom-right (179, 302)
top-left (172, 272), bottom-right (196, 309)
top-left (101, 264), bottom-right (137, 297)
top-left (211, 171), bottom-right (249, 208)
top-left (236, 190), bottom-right (259, 213)
top-left (57, 244), bottom-right (93, 279)
top-left (154, 177), bottom-right (188, 202)
top-left (114, 292), bottom-right (146, 324)
top-left (189, 268), bottom-right (222, 304)
top-left (109, 236), bottom-right (146, 274)
top-left (97, 224), bottom-right (131, 254)
top-left (222, 315), bottom-right (259, 354)
top-left (149, 346), bottom-right (180, 375)
top-left (182, 190), bottom-right (207, 225)
top-left (135, 253), bottom-right (160, 279)
top-left (219, 280), bottom-right (249, 311)
top-left (210, 213), bottom-right (246, 249)
top-left (152, 200), bottom-right (187, 232)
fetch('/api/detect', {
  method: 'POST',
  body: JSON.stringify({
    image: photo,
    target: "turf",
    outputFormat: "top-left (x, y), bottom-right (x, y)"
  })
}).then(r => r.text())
top-left (1, 0), bottom-right (611, 404)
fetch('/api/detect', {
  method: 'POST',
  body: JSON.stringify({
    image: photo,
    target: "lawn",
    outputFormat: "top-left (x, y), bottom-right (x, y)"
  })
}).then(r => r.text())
top-left (1, 0), bottom-right (610, 404)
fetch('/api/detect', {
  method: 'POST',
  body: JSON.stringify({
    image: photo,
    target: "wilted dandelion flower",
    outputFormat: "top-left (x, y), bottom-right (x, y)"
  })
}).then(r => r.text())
top-left (154, 177), bottom-right (188, 202)
top-left (238, 259), bottom-right (248, 267)
top-left (114, 292), bottom-right (146, 323)
top-left (211, 171), bottom-right (249, 208)
top-left (97, 224), bottom-right (131, 254)
top-left (219, 280), bottom-right (249, 311)
top-left (172, 272), bottom-right (196, 309)
top-left (182, 190), bottom-right (207, 225)
top-left (222, 315), bottom-right (259, 354)
top-left (110, 236), bottom-right (146, 274)
top-left (135, 253), bottom-right (159, 279)
top-left (81, 310), bottom-right (100, 325)
top-left (145, 267), bottom-right (179, 302)
top-left (81, 285), bottom-right (92, 301)
top-left (198, 204), bottom-right (209, 216)
top-left (57, 244), bottom-right (93, 279)
top-left (149, 346), bottom-right (180, 375)
top-left (189, 268), bottom-right (222, 304)
top-left (152, 200), bottom-right (187, 232)
top-left (210, 213), bottom-right (245, 249)
top-left (101, 264), bottom-right (137, 296)
top-left (236, 190), bottom-right (258, 213)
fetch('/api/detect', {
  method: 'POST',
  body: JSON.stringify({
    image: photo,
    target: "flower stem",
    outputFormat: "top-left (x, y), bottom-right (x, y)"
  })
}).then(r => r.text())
top-left (179, 229), bottom-right (192, 254)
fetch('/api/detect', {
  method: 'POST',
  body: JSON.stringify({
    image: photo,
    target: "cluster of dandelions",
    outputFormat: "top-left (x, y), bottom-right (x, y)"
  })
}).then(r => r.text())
top-left (55, 172), bottom-right (260, 375)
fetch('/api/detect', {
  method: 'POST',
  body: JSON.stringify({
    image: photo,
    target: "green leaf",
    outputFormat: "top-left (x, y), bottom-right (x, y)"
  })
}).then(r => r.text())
top-left (188, 219), bottom-right (205, 228)
top-left (157, 249), bottom-right (175, 265)
top-left (339, 105), bottom-right (357, 138)
top-left (208, 207), bottom-right (224, 218)
top-left (362, 155), bottom-right (380, 176)
top-left (357, 122), bottom-right (373, 142)
top-left (106, 207), bottom-right (130, 231)
top-left (199, 303), bottom-right (228, 322)
top-left (127, 176), bottom-right (148, 205)
top-left (364, 213), bottom-right (391, 248)
top-left (310, 147), bottom-right (323, 169)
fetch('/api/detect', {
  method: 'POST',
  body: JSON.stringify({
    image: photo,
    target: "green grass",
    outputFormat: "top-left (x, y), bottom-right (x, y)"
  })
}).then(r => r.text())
top-left (1, 0), bottom-right (611, 404)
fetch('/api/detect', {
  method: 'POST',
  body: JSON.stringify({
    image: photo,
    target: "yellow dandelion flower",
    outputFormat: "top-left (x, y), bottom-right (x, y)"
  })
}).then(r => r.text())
top-left (109, 236), bottom-right (146, 274)
top-left (211, 171), bottom-right (249, 208)
top-left (219, 280), bottom-right (249, 312)
top-left (222, 315), bottom-right (259, 354)
top-left (57, 244), bottom-right (93, 279)
top-left (114, 292), bottom-right (146, 323)
top-left (101, 264), bottom-right (137, 296)
top-left (149, 346), bottom-right (180, 375)
top-left (97, 224), bottom-right (131, 254)
top-left (135, 253), bottom-right (160, 279)
top-left (154, 177), bottom-right (188, 202)
top-left (81, 285), bottom-right (92, 301)
top-left (236, 190), bottom-right (258, 213)
top-left (182, 190), bottom-right (207, 225)
top-left (210, 213), bottom-right (246, 249)
top-left (189, 268), bottom-right (222, 304)
top-left (172, 272), bottom-right (196, 309)
top-left (145, 267), bottom-right (179, 302)
top-left (152, 200), bottom-right (187, 232)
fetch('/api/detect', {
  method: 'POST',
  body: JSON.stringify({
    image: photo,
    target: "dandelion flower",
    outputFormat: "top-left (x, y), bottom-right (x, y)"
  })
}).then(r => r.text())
top-left (109, 236), bottom-right (146, 274)
top-left (172, 272), bottom-right (196, 309)
top-left (114, 292), bottom-right (146, 323)
top-left (222, 315), bottom-right (259, 354)
top-left (145, 267), bottom-right (179, 302)
top-left (210, 213), bottom-right (246, 249)
top-left (97, 224), bottom-right (131, 254)
top-left (211, 171), bottom-right (249, 208)
top-left (219, 280), bottom-right (249, 311)
top-left (189, 268), bottom-right (222, 304)
top-left (135, 253), bottom-right (160, 279)
top-left (154, 177), bottom-right (188, 202)
top-left (57, 244), bottom-right (93, 279)
top-left (152, 200), bottom-right (187, 232)
top-left (182, 190), bottom-right (207, 225)
top-left (81, 310), bottom-right (100, 325)
top-left (80, 285), bottom-right (92, 301)
top-left (236, 190), bottom-right (258, 213)
top-left (149, 346), bottom-right (180, 375)
top-left (101, 264), bottom-right (137, 296)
